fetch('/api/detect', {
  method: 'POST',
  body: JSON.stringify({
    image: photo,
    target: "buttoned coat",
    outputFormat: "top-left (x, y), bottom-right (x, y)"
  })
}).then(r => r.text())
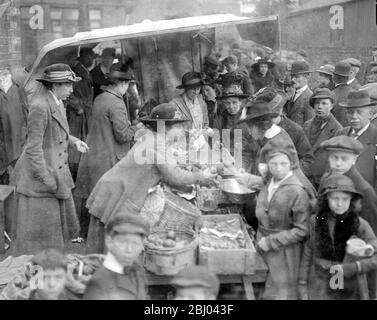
top-left (255, 174), bottom-right (310, 299)
top-left (170, 93), bottom-right (209, 129)
top-left (83, 263), bottom-right (147, 300)
top-left (74, 90), bottom-right (136, 199)
top-left (303, 114), bottom-right (343, 184)
top-left (285, 87), bottom-right (314, 127)
top-left (331, 83), bottom-right (352, 127)
top-left (336, 124), bottom-right (377, 190)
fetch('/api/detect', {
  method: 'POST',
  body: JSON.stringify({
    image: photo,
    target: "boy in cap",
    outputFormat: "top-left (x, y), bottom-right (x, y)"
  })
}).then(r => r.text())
top-left (315, 64), bottom-right (335, 90)
top-left (331, 61), bottom-right (353, 127)
top-left (335, 90), bottom-right (377, 190)
top-left (303, 88), bottom-right (342, 187)
top-left (171, 266), bottom-right (220, 300)
top-left (343, 58), bottom-right (362, 90)
top-left (320, 135), bottom-right (377, 234)
top-left (83, 214), bottom-right (149, 300)
top-left (285, 61), bottom-right (315, 127)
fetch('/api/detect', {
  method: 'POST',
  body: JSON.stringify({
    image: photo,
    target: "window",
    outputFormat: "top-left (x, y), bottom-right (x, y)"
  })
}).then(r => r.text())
top-left (89, 9), bottom-right (102, 30)
top-left (50, 7), bottom-right (79, 38)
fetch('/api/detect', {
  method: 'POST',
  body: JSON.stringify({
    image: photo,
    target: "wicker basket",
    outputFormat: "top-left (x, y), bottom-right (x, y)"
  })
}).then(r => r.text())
top-left (144, 229), bottom-right (198, 275)
top-left (153, 190), bottom-right (201, 231)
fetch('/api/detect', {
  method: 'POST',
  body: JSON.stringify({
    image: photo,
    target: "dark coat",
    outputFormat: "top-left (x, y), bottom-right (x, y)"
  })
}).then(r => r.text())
top-left (66, 61), bottom-right (94, 166)
top-left (74, 90), bottom-right (136, 199)
top-left (83, 263), bottom-right (147, 300)
top-left (0, 83), bottom-right (28, 166)
top-left (170, 93), bottom-right (209, 129)
top-left (331, 83), bottom-right (352, 127)
top-left (11, 87), bottom-right (78, 199)
top-left (299, 213), bottom-right (377, 300)
top-left (336, 124), bottom-right (377, 189)
top-left (90, 64), bottom-right (113, 98)
top-left (256, 174), bottom-right (310, 299)
top-left (285, 87), bottom-right (314, 127)
top-left (303, 114), bottom-right (342, 184)
top-left (280, 116), bottom-right (314, 177)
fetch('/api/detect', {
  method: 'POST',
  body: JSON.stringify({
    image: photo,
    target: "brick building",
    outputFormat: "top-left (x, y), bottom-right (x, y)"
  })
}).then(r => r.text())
top-left (280, 0), bottom-right (377, 78)
top-left (0, 0), bottom-right (22, 69)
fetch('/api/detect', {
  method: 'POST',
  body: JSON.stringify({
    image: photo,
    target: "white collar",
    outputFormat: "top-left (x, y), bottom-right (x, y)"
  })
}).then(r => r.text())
top-left (264, 123), bottom-right (281, 139)
top-left (49, 90), bottom-right (63, 106)
top-left (103, 252), bottom-right (124, 275)
top-left (354, 122), bottom-right (370, 138)
top-left (270, 171), bottom-right (293, 186)
top-left (347, 78), bottom-right (355, 85)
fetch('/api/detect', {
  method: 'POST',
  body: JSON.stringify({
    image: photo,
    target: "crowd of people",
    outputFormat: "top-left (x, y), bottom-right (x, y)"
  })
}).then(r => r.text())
top-left (1, 42), bottom-right (377, 300)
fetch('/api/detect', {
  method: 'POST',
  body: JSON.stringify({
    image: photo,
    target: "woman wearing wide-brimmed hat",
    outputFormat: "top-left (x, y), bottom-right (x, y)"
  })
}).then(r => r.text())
top-left (10, 63), bottom-right (89, 255)
top-left (85, 103), bottom-right (217, 253)
top-left (299, 174), bottom-right (377, 300)
top-left (250, 57), bottom-right (276, 92)
top-left (74, 63), bottom-right (139, 239)
top-left (170, 72), bottom-right (209, 131)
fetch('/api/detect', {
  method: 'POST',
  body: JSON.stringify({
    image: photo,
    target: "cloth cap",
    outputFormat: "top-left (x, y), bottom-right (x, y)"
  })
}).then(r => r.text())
top-left (339, 89), bottom-right (377, 108)
top-left (320, 135), bottom-right (364, 155)
top-left (36, 63), bottom-right (81, 84)
top-left (171, 266), bottom-right (220, 296)
top-left (321, 174), bottom-right (362, 197)
top-left (343, 58), bottom-right (361, 68)
top-left (333, 61), bottom-right (351, 77)
top-left (316, 64), bottom-right (335, 76)
top-left (309, 88), bottom-right (336, 107)
top-left (106, 214), bottom-right (150, 237)
top-left (176, 72), bottom-right (203, 89)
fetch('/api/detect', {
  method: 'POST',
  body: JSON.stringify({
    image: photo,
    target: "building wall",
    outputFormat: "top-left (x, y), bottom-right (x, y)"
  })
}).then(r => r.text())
top-left (0, 0), bottom-right (22, 69)
top-left (282, 0), bottom-right (376, 74)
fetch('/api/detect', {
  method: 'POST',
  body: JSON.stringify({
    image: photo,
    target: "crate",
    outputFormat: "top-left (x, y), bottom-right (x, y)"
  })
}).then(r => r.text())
top-left (198, 214), bottom-right (257, 275)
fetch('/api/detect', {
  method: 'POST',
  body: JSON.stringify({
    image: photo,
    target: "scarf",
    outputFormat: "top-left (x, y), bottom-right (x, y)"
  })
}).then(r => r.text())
top-left (315, 208), bottom-right (360, 262)
top-left (308, 114), bottom-right (331, 146)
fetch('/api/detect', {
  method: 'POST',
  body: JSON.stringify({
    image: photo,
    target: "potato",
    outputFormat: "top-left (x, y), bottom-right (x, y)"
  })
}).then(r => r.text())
top-left (167, 231), bottom-right (176, 240)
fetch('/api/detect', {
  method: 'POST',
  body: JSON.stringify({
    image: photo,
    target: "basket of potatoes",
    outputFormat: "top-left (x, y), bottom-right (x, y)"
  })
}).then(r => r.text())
top-left (144, 228), bottom-right (198, 275)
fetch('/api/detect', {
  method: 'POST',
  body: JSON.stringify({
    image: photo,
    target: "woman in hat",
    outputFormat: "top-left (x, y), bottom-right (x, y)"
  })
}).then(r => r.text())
top-left (91, 47), bottom-right (116, 98)
top-left (10, 63), bottom-right (89, 255)
top-left (74, 63), bottom-right (140, 240)
top-left (254, 138), bottom-right (311, 299)
top-left (315, 64), bottom-right (335, 90)
top-left (221, 55), bottom-right (253, 95)
top-left (299, 174), bottom-right (377, 300)
top-left (212, 84), bottom-right (249, 155)
top-left (85, 103), bottom-right (216, 253)
top-left (170, 72), bottom-right (209, 132)
top-left (250, 58), bottom-right (276, 92)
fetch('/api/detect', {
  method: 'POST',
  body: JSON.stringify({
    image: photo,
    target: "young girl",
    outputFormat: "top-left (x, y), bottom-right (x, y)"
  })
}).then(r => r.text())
top-left (299, 174), bottom-right (377, 300)
top-left (255, 138), bottom-right (310, 299)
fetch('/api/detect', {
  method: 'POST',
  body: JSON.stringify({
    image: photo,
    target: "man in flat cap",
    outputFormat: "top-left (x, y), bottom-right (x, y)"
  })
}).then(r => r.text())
top-left (331, 61), bottom-right (353, 127)
top-left (343, 58), bottom-right (362, 90)
top-left (83, 214), bottom-right (149, 300)
top-left (303, 88), bottom-right (342, 187)
top-left (285, 61), bottom-right (315, 127)
top-left (172, 266), bottom-right (220, 300)
top-left (363, 46), bottom-right (377, 84)
top-left (335, 90), bottom-right (377, 191)
top-left (366, 65), bottom-right (377, 84)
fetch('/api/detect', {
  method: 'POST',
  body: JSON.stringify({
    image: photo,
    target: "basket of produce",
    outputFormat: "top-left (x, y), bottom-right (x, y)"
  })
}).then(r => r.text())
top-left (198, 214), bottom-right (257, 274)
top-left (220, 178), bottom-right (256, 204)
top-left (153, 190), bottom-right (201, 231)
top-left (144, 229), bottom-right (198, 275)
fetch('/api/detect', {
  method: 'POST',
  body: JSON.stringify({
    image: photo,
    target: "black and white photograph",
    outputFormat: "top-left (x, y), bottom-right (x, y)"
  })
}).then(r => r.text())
top-left (0, 0), bottom-right (377, 303)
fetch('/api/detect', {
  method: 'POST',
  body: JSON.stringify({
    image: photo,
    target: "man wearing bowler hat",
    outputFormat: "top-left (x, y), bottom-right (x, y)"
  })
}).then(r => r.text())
top-left (303, 88), bottom-right (342, 187)
top-left (331, 61), bottom-right (353, 127)
top-left (343, 58), bottom-right (362, 90)
top-left (360, 82), bottom-right (377, 126)
top-left (285, 61), bottom-right (315, 127)
top-left (315, 64), bottom-right (335, 90)
top-left (83, 214), bottom-right (149, 300)
top-left (335, 90), bottom-right (377, 190)
top-left (170, 71), bottom-right (209, 131)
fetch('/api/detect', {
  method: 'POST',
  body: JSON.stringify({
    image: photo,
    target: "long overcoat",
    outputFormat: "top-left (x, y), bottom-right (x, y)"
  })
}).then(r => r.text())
top-left (285, 87), bottom-right (314, 127)
top-left (331, 83), bottom-right (352, 127)
top-left (255, 174), bottom-right (310, 299)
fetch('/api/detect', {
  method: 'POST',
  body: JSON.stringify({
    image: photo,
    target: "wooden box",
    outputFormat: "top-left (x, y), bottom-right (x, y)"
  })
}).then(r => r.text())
top-left (198, 214), bottom-right (257, 275)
